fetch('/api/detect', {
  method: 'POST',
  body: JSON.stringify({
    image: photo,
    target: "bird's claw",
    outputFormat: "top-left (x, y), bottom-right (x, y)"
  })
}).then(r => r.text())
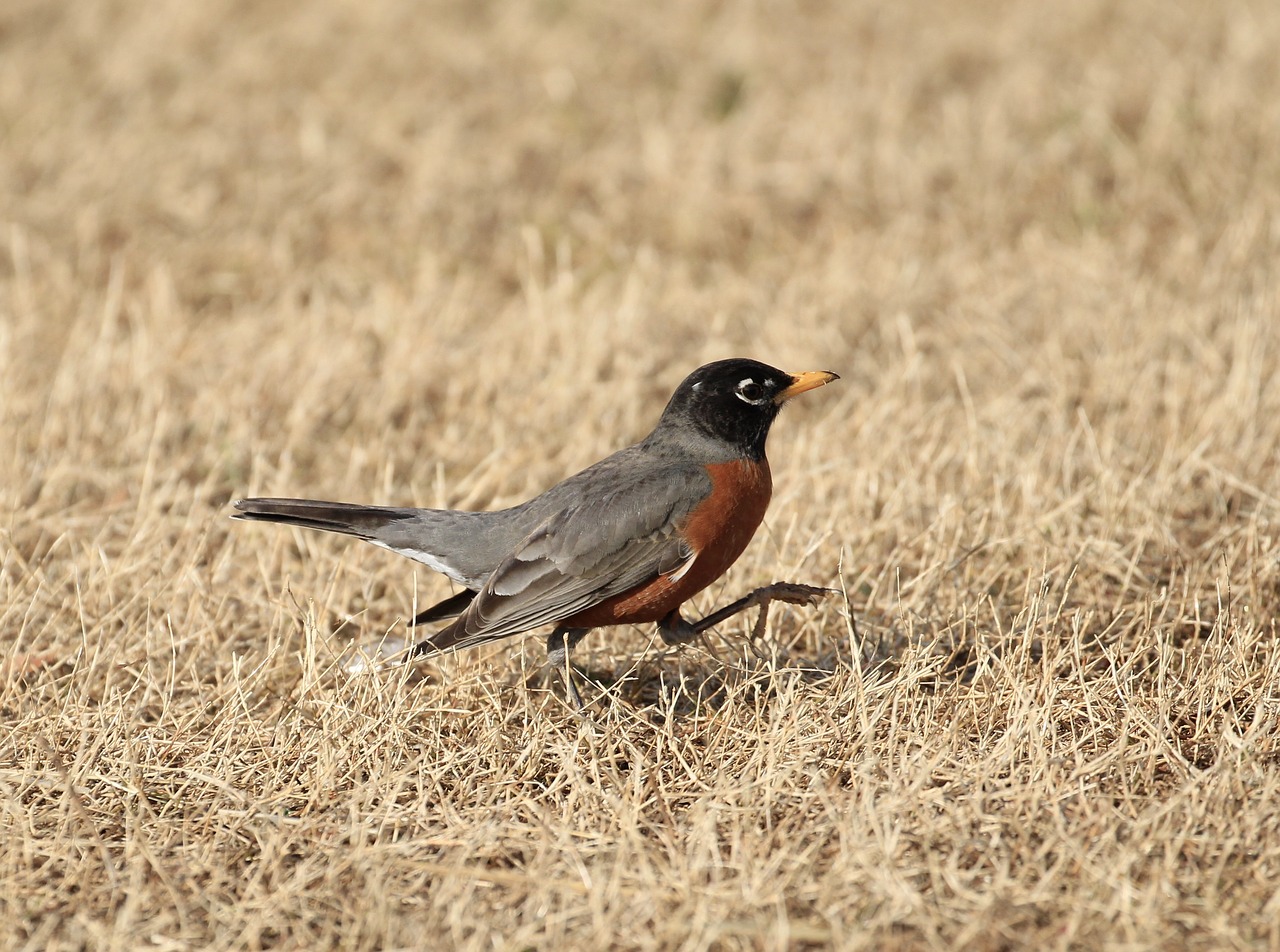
top-left (691, 581), bottom-right (833, 636)
top-left (756, 582), bottom-right (835, 607)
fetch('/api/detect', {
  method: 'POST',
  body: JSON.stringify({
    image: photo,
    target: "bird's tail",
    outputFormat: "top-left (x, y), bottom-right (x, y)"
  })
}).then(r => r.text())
top-left (234, 495), bottom-right (499, 594)
top-left (231, 497), bottom-right (412, 539)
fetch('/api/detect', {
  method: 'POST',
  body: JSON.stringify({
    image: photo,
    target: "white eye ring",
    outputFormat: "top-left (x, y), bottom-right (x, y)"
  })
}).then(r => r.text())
top-left (736, 379), bottom-right (766, 403)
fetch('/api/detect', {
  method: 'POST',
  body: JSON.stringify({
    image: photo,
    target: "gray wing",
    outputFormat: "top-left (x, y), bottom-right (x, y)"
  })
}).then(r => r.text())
top-left (421, 462), bottom-right (711, 653)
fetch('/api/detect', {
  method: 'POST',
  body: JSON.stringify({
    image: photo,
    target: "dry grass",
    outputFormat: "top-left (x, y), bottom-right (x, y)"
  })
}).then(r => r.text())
top-left (4, 0), bottom-right (1280, 948)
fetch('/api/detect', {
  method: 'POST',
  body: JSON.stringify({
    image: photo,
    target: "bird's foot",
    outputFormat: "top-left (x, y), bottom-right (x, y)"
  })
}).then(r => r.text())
top-left (693, 582), bottom-right (834, 638)
top-left (544, 626), bottom-right (594, 712)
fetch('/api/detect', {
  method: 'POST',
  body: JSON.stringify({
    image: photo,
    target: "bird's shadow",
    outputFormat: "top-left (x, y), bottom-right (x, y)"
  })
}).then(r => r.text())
top-left (542, 632), bottom-right (858, 720)
top-left (323, 597), bottom-right (993, 723)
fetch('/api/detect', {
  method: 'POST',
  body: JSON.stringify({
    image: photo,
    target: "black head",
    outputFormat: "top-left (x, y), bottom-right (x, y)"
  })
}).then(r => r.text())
top-left (651, 358), bottom-right (839, 459)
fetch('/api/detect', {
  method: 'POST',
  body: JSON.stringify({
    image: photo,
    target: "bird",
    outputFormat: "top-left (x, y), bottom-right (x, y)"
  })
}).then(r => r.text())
top-left (233, 358), bottom-right (838, 707)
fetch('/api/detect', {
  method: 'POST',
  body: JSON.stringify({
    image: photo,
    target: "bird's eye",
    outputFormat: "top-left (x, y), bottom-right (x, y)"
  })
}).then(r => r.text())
top-left (736, 380), bottom-right (765, 403)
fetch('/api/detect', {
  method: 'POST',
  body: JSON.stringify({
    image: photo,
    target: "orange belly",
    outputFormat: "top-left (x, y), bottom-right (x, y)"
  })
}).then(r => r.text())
top-left (564, 458), bottom-right (772, 628)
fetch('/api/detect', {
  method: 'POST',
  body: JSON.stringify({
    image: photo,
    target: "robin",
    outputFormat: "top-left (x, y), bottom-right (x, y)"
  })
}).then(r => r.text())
top-left (233, 358), bottom-right (838, 706)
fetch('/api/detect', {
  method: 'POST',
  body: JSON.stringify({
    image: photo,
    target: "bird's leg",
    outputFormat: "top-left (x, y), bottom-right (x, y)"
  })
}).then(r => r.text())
top-left (657, 609), bottom-right (699, 646)
top-left (692, 582), bottom-right (833, 638)
top-left (545, 626), bottom-right (592, 710)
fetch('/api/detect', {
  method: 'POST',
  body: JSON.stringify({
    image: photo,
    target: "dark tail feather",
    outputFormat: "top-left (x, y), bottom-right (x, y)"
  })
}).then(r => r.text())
top-left (409, 589), bottom-right (477, 627)
top-left (409, 617), bottom-right (465, 658)
top-left (231, 497), bottom-right (410, 539)
top-left (409, 612), bottom-right (518, 658)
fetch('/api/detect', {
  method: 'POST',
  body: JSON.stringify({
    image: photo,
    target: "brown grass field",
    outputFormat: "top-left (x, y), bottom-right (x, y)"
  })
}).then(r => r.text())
top-left (4, 0), bottom-right (1280, 948)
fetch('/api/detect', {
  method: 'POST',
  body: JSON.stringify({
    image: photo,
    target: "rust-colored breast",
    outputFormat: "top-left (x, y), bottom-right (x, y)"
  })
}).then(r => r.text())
top-left (565, 458), bottom-right (773, 628)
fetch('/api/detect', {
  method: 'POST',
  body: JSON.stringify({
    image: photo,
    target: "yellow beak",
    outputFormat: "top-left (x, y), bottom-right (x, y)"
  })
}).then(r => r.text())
top-left (774, 370), bottom-right (840, 404)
